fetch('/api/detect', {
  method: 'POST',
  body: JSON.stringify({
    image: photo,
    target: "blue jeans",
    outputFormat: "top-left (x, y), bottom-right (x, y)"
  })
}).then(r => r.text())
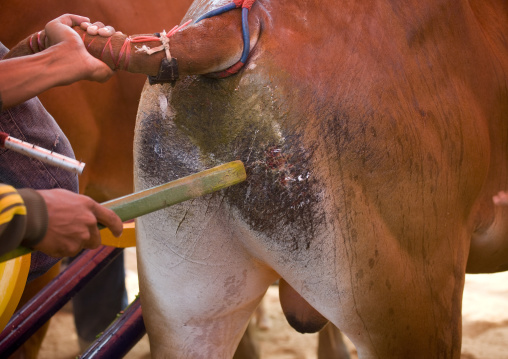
top-left (0, 94), bottom-right (78, 281)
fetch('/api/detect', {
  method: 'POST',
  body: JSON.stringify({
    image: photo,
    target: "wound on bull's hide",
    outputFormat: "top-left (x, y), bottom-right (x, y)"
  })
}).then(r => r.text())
top-left (278, 279), bottom-right (328, 334)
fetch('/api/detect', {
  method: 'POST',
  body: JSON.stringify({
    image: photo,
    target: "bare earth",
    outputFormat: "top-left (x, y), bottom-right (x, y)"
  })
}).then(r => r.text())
top-left (37, 247), bottom-right (508, 359)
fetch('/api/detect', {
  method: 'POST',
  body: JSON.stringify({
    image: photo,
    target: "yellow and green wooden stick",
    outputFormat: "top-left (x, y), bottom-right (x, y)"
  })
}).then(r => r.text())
top-left (0, 161), bottom-right (246, 263)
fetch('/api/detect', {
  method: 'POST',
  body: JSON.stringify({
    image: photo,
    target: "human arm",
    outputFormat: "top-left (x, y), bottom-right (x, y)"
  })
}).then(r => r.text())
top-left (0, 184), bottom-right (123, 258)
top-left (0, 14), bottom-right (117, 111)
top-left (0, 184), bottom-right (40, 255)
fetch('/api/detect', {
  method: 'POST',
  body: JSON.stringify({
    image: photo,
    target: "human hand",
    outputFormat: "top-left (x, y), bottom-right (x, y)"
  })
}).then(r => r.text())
top-left (33, 189), bottom-right (123, 258)
top-left (493, 191), bottom-right (508, 206)
top-left (44, 14), bottom-right (116, 83)
top-left (80, 20), bottom-right (119, 37)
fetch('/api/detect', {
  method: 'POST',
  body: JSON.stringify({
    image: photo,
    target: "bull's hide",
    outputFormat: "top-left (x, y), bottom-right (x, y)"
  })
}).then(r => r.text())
top-left (134, 0), bottom-right (508, 358)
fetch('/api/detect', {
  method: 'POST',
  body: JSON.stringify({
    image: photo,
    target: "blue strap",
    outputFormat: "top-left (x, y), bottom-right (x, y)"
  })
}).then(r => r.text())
top-left (196, 3), bottom-right (238, 23)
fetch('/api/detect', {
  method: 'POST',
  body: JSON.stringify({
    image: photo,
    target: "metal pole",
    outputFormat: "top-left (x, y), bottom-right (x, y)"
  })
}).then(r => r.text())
top-left (81, 297), bottom-right (145, 358)
top-left (0, 246), bottom-right (123, 357)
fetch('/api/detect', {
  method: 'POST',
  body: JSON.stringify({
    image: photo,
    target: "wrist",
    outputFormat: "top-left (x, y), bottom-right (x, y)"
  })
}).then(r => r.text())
top-left (41, 42), bottom-right (90, 85)
top-left (0, 45), bottom-right (86, 108)
top-left (18, 189), bottom-right (48, 248)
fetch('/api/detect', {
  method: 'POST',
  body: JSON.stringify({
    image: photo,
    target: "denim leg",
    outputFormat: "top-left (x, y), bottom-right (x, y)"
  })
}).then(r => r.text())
top-left (0, 96), bottom-right (129, 342)
top-left (0, 42), bottom-right (127, 343)
top-left (72, 252), bottom-right (128, 343)
top-left (0, 98), bottom-right (78, 282)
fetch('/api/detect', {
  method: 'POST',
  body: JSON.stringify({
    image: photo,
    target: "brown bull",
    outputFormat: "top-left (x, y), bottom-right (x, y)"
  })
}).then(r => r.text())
top-left (6, 0), bottom-right (508, 357)
top-left (132, 0), bottom-right (508, 357)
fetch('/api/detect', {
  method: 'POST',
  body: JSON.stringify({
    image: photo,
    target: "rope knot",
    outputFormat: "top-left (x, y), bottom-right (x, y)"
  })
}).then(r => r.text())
top-left (234, 0), bottom-right (256, 10)
top-left (134, 19), bottom-right (192, 60)
top-left (159, 30), bottom-right (172, 60)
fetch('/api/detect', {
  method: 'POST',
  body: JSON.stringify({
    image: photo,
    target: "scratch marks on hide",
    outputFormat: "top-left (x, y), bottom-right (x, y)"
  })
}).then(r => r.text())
top-left (227, 135), bottom-right (326, 256)
top-left (160, 230), bottom-right (217, 268)
top-left (176, 207), bottom-right (190, 234)
top-left (264, 145), bottom-right (311, 187)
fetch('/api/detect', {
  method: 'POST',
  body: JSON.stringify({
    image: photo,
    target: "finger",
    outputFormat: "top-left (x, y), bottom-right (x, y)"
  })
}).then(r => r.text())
top-left (66, 242), bottom-right (85, 257)
top-left (68, 14), bottom-right (91, 27)
top-left (87, 25), bottom-right (99, 36)
top-left (94, 67), bottom-right (116, 83)
top-left (87, 22), bottom-right (105, 36)
top-left (93, 204), bottom-right (124, 237)
top-left (86, 222), bottom-right (102, 249)
top-left (58, 14), bottom-right (91, 28)
top-left (98, 25), bottom-right (116, 37)
top-left (80, 21), bottom-right (92, 30)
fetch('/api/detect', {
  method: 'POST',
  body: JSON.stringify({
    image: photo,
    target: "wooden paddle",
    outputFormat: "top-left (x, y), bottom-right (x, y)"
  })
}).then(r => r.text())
top-left (0, 161), bottom-right (246, 263)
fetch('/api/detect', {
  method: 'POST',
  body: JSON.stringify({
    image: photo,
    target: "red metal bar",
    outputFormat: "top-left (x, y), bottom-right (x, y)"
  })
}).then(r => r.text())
top-left (0, 246), bottom-right (123, 357)
top-left (80, 297), bottom-right (145, 358)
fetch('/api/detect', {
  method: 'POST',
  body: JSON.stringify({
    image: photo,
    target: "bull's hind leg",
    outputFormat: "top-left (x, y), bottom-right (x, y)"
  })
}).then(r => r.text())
top-left (278, 234), bottom-right (466, 359)
top-left (336, 232), bottom-right (466, 357)
top-left (136, 196), bottom-right (278, 358)
top-left (344, 260), bottom-right (464, 359)
top-left (261, 178), bottom-right (469, 359)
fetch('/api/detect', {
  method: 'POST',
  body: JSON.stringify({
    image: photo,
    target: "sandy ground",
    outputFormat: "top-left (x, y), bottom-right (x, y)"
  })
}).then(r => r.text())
top-left (36, 247), bottom-right (508, 359)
